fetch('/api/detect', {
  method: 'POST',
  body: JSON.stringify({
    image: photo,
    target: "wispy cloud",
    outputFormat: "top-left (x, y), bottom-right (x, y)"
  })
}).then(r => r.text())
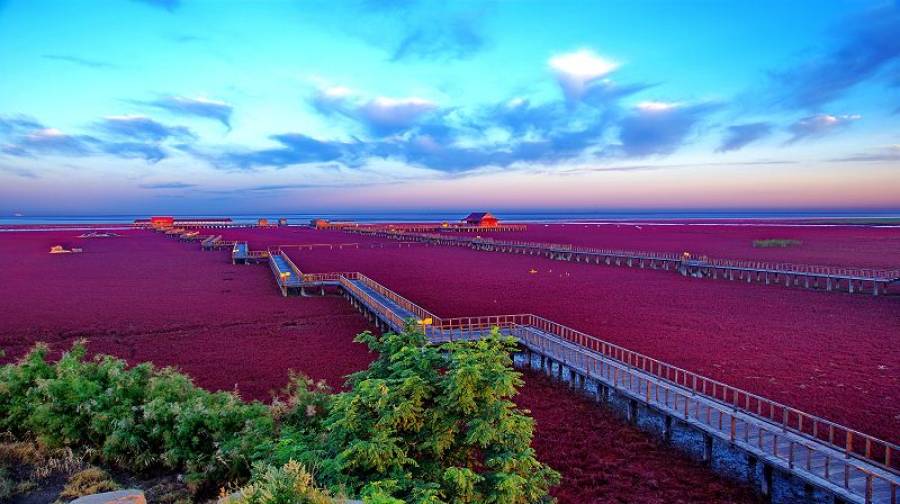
top-left (0, 115), bottom-right (44, 136)
top-left (391, 14), bottom-right (485, 61)
top-left (616, 101), bottom-right (720, 157)
top-left (356, 1), bottom-right (488, 61)
top-left (0, 165), bottom-right (39, 179)
top-left (717, 122), bottom-right (773, 152)
top-left (786, 114), bottom-right (860, 143)
top-left (311, 86), bottom-right (437, 135)
top-left (42, 54), bottom-right (117, 70)
top-left (218, 134), bottom-right (348, 170)
top-left (132, 0), bottom-right (181, 12)
top-left (1, 115), bottom-right (178, 163)
top-left (832, 144), bottom-right (900, 162)
top-left (769, 3), bottom-right (900, 109)
top-left (100, 142), bottom-right (167, 163)
top-left (5, 128), bottom-right (96, 157)
top-left (139, 181), bottom-right (197, 189)
top-left (139, 96), bottom-right (234, 130)
top-left (99, 115), bottom-right (194, 142)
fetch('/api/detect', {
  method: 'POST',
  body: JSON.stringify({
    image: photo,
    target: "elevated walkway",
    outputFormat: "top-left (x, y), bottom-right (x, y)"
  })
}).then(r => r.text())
top-left (157, 229), bottom-right (899, 503)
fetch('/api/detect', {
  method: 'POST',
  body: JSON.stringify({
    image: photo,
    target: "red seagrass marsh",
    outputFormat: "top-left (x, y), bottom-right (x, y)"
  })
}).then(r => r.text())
top-left (1, 222), bottom-right (896, 503)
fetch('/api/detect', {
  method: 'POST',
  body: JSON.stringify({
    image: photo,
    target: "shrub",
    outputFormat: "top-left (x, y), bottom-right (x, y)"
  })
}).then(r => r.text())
top-left (752, 239), bottom-right (802, 248)
top-left (303, 327), bottom-right (560, 503)
top-left (0, 342), bottom-right (275, 490)
top-left (58, 467), bottom-right (119, 500)
top-left (2, 327), bottom-right (559, 503)
top-left (229, 460), bottom-right (333, 504)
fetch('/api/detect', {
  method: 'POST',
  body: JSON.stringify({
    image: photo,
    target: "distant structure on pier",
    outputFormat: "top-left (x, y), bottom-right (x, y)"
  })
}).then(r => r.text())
top-left (462, 211), bottom-right (499, 228)
top-left (134, 216), bottom-right (233, 229)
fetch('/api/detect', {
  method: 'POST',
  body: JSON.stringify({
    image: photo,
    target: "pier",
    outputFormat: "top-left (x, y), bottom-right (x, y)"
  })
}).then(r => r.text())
top-left (341, 228), bottom-right (900, 296)
top-left (159, 229), bottom-right (899, 503)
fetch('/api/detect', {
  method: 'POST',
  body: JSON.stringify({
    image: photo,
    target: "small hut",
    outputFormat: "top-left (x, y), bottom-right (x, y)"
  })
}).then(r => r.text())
top-left (311, 218), bottom-right (330, 229)
top-left (462, 212), bottom-right (499, 228)
top-left (150, 216), bottom-right (175, 229)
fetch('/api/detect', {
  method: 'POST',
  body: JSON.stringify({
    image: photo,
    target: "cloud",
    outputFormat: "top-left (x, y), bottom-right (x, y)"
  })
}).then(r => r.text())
top-left (770, 3), bottom-right (900, 109)
top-left (310, 87), bottom-right (437, 135)
top-left (717, 122), bottom-right (773, 152)
top-left (217, 103), bottom-right (612, 173)
top-left (391, 15), bottom-right (485, 61)
top-left (549, 49), bottom-right (620, 101)
top-left (0, 166), bottom-right (39, 179)
top-left (141, 96), bottom-right (233, 129)
top-left (0, 115), bottom-right (44, 136)
top-left (832, 144), bottom-right (900, 162)
top-left (786, 113), bottom-right (860, 143)
top-left (616, 102), bottom-right (719, 157)
top-left (219, 134), bottom-right (348, 169)
top-left (139, 181), bottom-right (197, 189)
top-left (5, 128), bottom-right (96, 157)
top-left (99, 115), bottom-right (194, 142)
top-left (42, 54), bottom-right (117, 70)
top-left (100, 142), bottom-right (167, 163)
top-left (0, 116), bottom-right (177, 163)
top-left (359, 97), bottom-right (437, 134)
top-left (353, 1), bottom-right (488, 61)
top-left (132, 0), bottom-right (181, 12)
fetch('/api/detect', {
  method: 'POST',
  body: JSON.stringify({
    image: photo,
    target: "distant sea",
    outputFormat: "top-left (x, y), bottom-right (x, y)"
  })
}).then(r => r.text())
top-left (2, 210), bottom-right (900, 226)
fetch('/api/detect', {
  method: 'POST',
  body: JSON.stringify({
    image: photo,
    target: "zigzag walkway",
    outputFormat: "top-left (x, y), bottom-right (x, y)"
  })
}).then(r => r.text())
top-left (332, 275), bottom-right (900, 503)
top-left (157, 229), bottom-right (899, 503)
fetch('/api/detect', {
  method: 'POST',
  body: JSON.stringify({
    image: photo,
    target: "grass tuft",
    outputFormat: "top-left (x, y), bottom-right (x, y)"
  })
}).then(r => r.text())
top-left (752, 239), bottom-right (802, 248)
top-left (58, 467), bottom-right (119, 501)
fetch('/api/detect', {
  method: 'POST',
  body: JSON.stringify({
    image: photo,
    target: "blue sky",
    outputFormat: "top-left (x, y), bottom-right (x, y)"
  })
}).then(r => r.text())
top-left (0, 0), bottom-right (898, 215)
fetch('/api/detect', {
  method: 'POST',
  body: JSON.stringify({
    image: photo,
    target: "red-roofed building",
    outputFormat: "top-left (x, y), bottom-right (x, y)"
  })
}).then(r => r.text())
top-left (462, 212), bottom-right (499, 227)
top-left (150, 216), bottom-right (175, 229)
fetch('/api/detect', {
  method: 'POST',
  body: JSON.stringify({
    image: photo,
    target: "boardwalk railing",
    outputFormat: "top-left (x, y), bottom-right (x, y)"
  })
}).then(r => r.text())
top-left (344, 228), bottom-right (900, 283)
top-left (293, 267), bottom-right (900, 475)
top-left (159, 229), bottom-right (899, 501)
top-left (278, 250), bottom-right (304, 279)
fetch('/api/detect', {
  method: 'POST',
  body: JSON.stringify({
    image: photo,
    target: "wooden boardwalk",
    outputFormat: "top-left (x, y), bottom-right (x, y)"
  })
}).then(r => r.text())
top-left (320, 271), bottom-right (900, 503)
top-left (158, 229), bottom-right (899, 503)
top-left (342, 228), bottom-right (900, 296)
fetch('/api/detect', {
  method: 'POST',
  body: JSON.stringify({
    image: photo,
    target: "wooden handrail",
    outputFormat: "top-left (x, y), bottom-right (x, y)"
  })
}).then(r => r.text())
top-left (342, 228), bottom-right (900, 281)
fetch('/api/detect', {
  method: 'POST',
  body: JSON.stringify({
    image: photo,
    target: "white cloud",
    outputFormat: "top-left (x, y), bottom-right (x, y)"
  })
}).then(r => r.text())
top-left (549, 49), bottom-right (620, 101)
top-left (359, 96), bottom-right (437, 131)
top-left (635, 101), bottom-right (681, 112)
top-left (788, 113), bottom-right (861, 142)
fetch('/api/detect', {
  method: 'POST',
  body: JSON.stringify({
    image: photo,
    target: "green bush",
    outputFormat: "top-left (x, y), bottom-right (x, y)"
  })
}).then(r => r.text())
top-left (293, 327), bottom-right (560, 503)
top-left (1, 327), bottom-right (559, 503)
top-left (230, 460), bottom-right (333, 504)
top-left (0, 342), bottom-right (274, 490)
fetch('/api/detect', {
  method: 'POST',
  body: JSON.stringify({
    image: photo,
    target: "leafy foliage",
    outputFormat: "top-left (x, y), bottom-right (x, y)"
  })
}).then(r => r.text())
top-left (0, 341), bottom-right (275, 490)
top-left (1, 327), bottom-right (558, 503)
top-left (296, 326), bottom-right (560, 503)
top-left (229, 460), bottom-right (333, 504)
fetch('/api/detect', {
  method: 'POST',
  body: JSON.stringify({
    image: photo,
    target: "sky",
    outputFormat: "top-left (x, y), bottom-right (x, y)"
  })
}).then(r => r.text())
top-left (0, 0), bottom-right (898, 216)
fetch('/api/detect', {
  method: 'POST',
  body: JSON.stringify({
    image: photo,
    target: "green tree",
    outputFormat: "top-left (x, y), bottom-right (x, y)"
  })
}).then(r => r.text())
top-left (310, 326), bottom-right (559, 503)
